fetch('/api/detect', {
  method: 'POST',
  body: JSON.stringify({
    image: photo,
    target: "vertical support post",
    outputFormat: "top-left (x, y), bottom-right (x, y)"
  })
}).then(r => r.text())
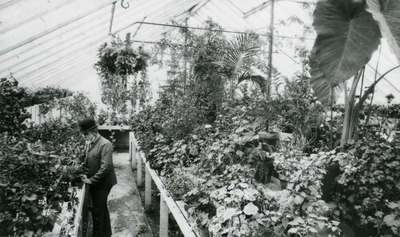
top-left (183, 17), bottom-right (188, 93)
top-left (131, 141), bottom-right (137, 170)
top-left (33, 105), bottom-right (36, 124)
top-left (329, 86), bottom-right (334, 149)
top-left (160, 195), bottom-right (169, 237)
top-left (145, 165), bottom-right (152, 210)
top-left (38, 105), bottom-right (42, 125)
top-left (33, 106), bottom-right (36, 124)
top-left (129, 133), bottom-right (132, 167)
top-left (31, 106), bottom-right (35, 123)
top-left (130, 133), bottom-right (137, 170)
top-left (267, 0), bottom-right (275, 97)
top-left (137, 151), bottom-right (143, 186)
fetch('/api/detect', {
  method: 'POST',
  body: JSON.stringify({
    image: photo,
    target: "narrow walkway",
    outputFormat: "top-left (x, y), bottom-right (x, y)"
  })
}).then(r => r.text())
top-left (108, 152), bottom-right (153, 237)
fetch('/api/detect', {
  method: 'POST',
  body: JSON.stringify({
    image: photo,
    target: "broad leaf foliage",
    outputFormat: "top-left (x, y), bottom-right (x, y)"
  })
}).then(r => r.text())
top-left (310, 0), bottom-right (381, 103)
top-left (367, 0), bottom-right (400, 62)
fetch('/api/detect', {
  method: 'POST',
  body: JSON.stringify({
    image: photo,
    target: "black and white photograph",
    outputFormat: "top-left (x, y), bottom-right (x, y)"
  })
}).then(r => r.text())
top-left (1, 0), bottom-right (400, 236)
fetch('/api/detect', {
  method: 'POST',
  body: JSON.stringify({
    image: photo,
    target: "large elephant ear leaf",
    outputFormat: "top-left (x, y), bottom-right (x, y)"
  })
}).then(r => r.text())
top-left (367, 0), bottom-right (400, 63)
top-left (309, 61), bottom-right (334, 104)
top-left (310, 0), bottom-right (381, 104)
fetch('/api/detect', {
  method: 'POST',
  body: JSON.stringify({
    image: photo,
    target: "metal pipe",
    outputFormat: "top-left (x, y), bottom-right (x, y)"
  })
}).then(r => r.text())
top-left (109, 1), bottom-right (117, 34)
top-left (119, 20), bottom-right (310, 40)
top-left (267, 0), bottom-right (275, 97)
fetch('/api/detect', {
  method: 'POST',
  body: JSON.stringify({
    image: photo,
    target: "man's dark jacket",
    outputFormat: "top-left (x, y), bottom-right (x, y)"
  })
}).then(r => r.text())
top-left (85, 135), bottom-right (117, 189)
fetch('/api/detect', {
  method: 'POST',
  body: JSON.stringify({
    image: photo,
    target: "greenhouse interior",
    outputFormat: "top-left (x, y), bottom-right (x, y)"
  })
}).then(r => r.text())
top-left (1, 0), bottom-right (400, 236)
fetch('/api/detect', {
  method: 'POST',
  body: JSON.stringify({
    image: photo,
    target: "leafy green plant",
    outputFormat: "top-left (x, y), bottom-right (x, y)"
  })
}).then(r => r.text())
top-left (32, 91), bottom-right (96, 124)
top-left (0, 77), bottom-right (30, 136)
top-left (132, 95), bottom-right (341, 236)
top-left (219, 33), bottom-right (264, 96)
top-left (95, 34), bottom-right (150, 114)
top-left (97, 109), bottom-right (129, 126)
top-left (310, 0), bottom-right (381, 104)
top-left (25, 87), bottom-right (73, 107)
top-left (328, 137), bottom-right (400, 236)
top-left (0, 120), bottom-right (85, 236)
top-left (310, 0), bottom-right (400, 146)
top-left (367, 0), bottom-right (400, 62)
top-left (165, 168), bottom-right (196, 200)
top-left (95, 36), bottom-right (147, 78)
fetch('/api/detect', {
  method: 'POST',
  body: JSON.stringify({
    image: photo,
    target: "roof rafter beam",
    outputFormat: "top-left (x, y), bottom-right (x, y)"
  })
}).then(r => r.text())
top-left (0, 6), bottom-right (110, 65)
top-left (0, 0), bottom-right (77, 34)
top-left (0, 0), bottom-right (24, 10)
top-left (24, 39), bottom-right (162, 85)
top-left (0, 0), bottom-right (168, 71)
top-left (14, 1), bottom-right (188, 82)
top-left (0, 1), bottom-right (113, 56)
top-left (243, 0), bottom-right (316, 18)
top-left (0, 9), bottom-right (113, 72)
top-left (0, 0), bottom-right (172, 66)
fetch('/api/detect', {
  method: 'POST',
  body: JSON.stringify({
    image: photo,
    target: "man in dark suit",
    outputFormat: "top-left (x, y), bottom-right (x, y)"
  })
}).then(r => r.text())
top-left (79, 118), bottom-right (117, 237)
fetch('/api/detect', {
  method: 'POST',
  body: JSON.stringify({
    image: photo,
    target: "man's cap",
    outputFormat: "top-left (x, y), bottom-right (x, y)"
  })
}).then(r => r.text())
top-left (78, 118), bottom-right (98, 132)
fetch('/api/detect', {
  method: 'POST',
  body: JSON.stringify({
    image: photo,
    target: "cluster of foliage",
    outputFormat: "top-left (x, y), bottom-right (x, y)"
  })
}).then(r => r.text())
top-left (135, 95), bottom-right (400, 236)
top-left (0, 77), bottom-right (92, 235)
top-left (329, 101), bottom-right (400, 143)
top-left (310, 0), bottom-right (400, 146)
top-left (131, 67), bottom-right (348, 236)
top-left (25, 87), bottom-right (73, 107)
top-left (0, 120), bottom-right (86, 236)
top-left (151, 21), bottom-right (230, 125)
top-left (272, 75), bottom-right (331, 153)
top-left (377, 103), bottom-right (400, 119)
top-left (130, 18), bottom-right (400, 236)
top-left (130, 20), bottom-right (340, 235)
top-left (133, 96), bottom-right (343, 236)
top-left (332, 102), bottom-right (400, 121)
top-left (270, 133), bottom-right (400, 237)
top-left (57, 92), bottom-right (96, 120)
top-left (326, 136), bottom-right (400, 236)
top-left (0, 77), bottom-right (30, 136)
top-left (148, 20), bottom-right (334, 153)
top-left (95, 34), bottom-right (151, 114)
top-left (97, 109), bottom-right (129, 126)
top-left (95, 38), bottom-right (147, 78)
top-left (37, 92), bottom-right (96, 121)
top-left (23, 120), bottom-right (86, 159)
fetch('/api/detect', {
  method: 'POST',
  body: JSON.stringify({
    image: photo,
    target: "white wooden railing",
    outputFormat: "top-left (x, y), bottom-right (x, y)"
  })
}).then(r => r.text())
top-left (73, 184), bottom-right (87, 237)
top-left (129, 132), bottom-right (198, 237)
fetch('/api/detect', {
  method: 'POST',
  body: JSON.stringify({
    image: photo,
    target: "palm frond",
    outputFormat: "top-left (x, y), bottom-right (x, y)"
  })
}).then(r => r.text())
top-left (223, 33), bottom-right (261, 77)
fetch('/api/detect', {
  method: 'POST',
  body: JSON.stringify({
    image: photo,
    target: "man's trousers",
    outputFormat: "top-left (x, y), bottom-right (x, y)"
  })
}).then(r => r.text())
top-left (89, 186), bottom-right (112, 237)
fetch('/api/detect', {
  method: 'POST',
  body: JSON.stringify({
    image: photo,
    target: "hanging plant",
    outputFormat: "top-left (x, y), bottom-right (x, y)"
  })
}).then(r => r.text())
top-left (95, 35), bottom-right (150, 114)
top-left (95, 38), bottom-right (148, 79)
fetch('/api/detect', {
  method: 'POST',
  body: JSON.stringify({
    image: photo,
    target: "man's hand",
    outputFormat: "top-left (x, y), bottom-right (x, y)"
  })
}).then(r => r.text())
top-left (81, 175), bottom-right (92, 184)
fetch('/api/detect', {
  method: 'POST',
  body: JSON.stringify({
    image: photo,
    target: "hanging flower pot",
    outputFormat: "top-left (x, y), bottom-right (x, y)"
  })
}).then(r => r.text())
top-left (95, 35), bottom-right (150, 114)
top-left (95, 37), bottom-right (149, 79)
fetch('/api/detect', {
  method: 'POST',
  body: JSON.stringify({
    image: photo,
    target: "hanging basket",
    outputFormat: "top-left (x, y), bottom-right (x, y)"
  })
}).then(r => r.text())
top-left (95, 39), bottom-right (148, 79)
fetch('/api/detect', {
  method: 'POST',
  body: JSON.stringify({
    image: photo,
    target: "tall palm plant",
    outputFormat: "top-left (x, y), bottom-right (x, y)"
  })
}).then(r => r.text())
top-left (218, 33), bottom-right (269, 96)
